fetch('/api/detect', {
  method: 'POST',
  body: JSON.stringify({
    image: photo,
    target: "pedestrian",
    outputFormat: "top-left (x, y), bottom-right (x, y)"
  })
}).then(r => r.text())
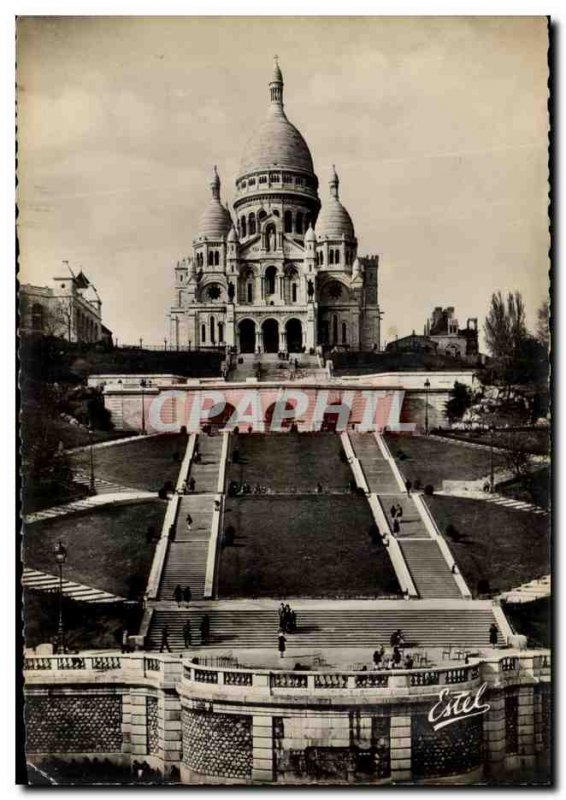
top-left (188, 476), bottom-right (196, 492)
top-left (316, 482), bottom-right (323, 494)
top-left (193, 451), bottom-right (202, 464)
top-left (392, 646), bottom-right (402, 667)
top-left (290, 610), bottom-right (297, 633)
top-left (284, 604), bottom-right (292, 633)
top-left (186, 514), bottom-right (193, 532)
top-left (278, 630), bottom-right (287, 659)
top-left (121, 627), bottom-right (129, 654)
top-left (390, 504), bottom-right (397, 518)
top-left (247, 425), bottom-right (253, 434)
top-left (183, 619), bottom-right (192, 648)
top-left (405, 479), bottom-right (412, 495)
top-left (214, 499), bottom-right (221, 512)
top-left (200, 614), bottom-right (210, 645)
top-left (393, 518), bottom-right (400, 534)
top-left (404, 653), bottom-right (414, 670)
top-left (395, 504), bottom-right (403, 519)
top-left (373, 647), bottom-right (384, 668)
top-left (279, 602), bottom-right (286, 629)
top-left (174, 584), bottom-right (183, 605)
top-left (180, 480), bottom-right (188, 495)
top-left (390, 629), bottom-right (400, 647)
top-left (183, 585), bottom-right (192, 606)
top-left (160, 625), bottom-right (171, 653)
top-left (169, 523), bottom-right (176, 541)
top-left (489, 623), bottom-right (498, 648)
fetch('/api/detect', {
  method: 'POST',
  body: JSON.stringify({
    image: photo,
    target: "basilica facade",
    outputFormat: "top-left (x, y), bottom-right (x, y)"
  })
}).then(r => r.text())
top-left (169, 61), bottom-right (381, 354)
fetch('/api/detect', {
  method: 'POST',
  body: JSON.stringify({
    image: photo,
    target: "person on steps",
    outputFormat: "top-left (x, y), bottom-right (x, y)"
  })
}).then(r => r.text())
top-left (160, 625), bottom-right (171, 653)
top-left (188, 476), bottom-right (196, 492)
top-left (174, 584), bottom-right (183, 605)
top-left (183, 619), bottom-right (192, 649)
top-left (186, 514), bottom-right (193, 532)
top-left (200, 615), bottom-right (210, 645)
top-left (489, 623), bottom-right (499, 648)
top-left (278, 630), bottom-right (287, 659)
top-left (183, 585), bottom-right (192, 606)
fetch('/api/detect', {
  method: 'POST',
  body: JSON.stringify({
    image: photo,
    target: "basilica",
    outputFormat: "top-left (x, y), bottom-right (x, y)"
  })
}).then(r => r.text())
top-left (169, 60), bottom-right (381, 354)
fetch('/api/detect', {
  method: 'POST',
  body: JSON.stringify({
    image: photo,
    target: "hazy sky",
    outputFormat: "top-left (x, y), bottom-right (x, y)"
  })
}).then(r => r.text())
top-left (17, 16), bottom-right (549, 347)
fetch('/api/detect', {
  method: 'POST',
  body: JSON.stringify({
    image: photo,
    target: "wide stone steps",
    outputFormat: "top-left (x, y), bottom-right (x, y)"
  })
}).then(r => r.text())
top-left (157, 542), bottom-right (209, 601)
top-left (378, 495), bottom-right (431, 539)
top-left (189, 435), bottom-right (223, 493)
top-left (147, 607), bottom-right (501, 651)
top-left (399, 541), bottom-right (462, 599)
top-left (350, 434), bottom-right (400, 494)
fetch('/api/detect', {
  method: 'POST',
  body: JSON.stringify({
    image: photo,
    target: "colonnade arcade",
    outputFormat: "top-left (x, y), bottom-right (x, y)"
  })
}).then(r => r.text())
top-left (237, 317), bottom-right (305, 354)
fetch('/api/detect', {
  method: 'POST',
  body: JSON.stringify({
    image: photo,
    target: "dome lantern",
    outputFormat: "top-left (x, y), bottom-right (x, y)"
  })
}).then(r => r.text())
top-left (316, 165), bottom-right (355, 240)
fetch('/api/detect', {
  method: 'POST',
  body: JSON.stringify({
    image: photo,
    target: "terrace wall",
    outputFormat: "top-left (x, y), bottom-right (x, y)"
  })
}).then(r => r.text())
top-left (24, 651), bottom-right (551, 785)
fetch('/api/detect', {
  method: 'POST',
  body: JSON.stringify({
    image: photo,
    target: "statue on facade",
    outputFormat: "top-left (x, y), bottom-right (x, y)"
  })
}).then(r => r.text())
top-left (307, 279), bottom-right (314, 299)
top-left (228, 281), bottom-right (235, 302)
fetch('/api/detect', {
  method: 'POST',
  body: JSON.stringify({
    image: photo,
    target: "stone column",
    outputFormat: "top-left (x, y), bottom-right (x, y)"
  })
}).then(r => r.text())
top-left (122, 690), bottom-right (148, 756)
top-left (256, 329), bottom-right (263, 353)
top-left (158, 691), bottom-right (182, 767)
top-left (483, 692), bottom-right (506, 778)
top-left (279, 330), bottom-right (286, 353)
top-left (252, 714), bottom-right (274, 783)
top-left (389, 714), bottom-right (412, 782)
top-left (517, 686), bottom-right (536, 768)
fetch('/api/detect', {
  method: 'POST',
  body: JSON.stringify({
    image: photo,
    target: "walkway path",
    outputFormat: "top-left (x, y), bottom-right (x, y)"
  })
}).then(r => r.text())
top-left (436, 488), bottom-right (549, 517)
top-left (22, 568), bottom-right (125, 603)
top-left (24, 491), bottom-right (157, 524)
top-left (72, 468), bottom-right (138, 495)
top-left (350, 433), bottom-right (463, 600)
top-left (499, 574), bottom-right (551, 604)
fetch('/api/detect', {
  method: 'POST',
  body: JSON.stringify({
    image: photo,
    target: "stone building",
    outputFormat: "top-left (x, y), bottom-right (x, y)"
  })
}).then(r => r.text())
top-left (424, 306), bottom-right (478, 358)
top-left (20, 268), bottom-right (110, 344)
top-left (169, 60), bottom-right (381, 354)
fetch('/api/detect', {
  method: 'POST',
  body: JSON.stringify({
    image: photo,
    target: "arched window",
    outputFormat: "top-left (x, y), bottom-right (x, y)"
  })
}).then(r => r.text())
top-left (214, 251), bottom-right (220, 266)
top-left (207, 251), bottom-right (214, 266)
top-left (342, 322), bottom-right (347, 344)
top-left (335, 249), bottom-right (340, 264)
top-left (319, 250), bottom-right (324, 266)
top-left (241, 216), bottom-right (247, 237)
top-left (265, 266), bottom-right (277, 295)
top-left (329, 249), bottom-right (334, 265)
top-left (295, 212), bottom-right (303, 234)
top-left (248, 213), bottom-right (256, 235)
top-left (178, 291), bottom-right (183, 306)
top-left (333, 315), bottom-right (338, 345)
top-left (201, 323), bottom-right (206, 344)
top-left (284, 210), bottom-right (293, 233)
top-left (247, 282), bottom-right (253, 303)
top-left (218, 322), bottom-right (224, 343)
top-left (210, 316), bottom-right (216, 343)
top-left (292, 284), bottom-right (297, 303)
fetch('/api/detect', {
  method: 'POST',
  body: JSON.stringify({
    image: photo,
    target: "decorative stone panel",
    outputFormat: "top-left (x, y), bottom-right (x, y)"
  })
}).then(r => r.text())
top-left (26, 694), bottom-right (122, 754)
top-left (146, 696), bottom-right (159, 755)
top-left (182, 709), bottom-right (252, 780)
top-left (411, 712), bottom-right (483, 779)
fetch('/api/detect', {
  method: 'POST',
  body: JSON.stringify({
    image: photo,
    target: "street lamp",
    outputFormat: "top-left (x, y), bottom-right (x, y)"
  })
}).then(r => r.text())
top-left (54, 541), bottom-right (67, 654)
top-left (140, 378), bottom-right (147, 435)
top-left (424, 379), bottom-right (431, 436)
top-left (88, 426), bottom-right (96, 496)
top-left (489, 424), bottom-right (495, 493)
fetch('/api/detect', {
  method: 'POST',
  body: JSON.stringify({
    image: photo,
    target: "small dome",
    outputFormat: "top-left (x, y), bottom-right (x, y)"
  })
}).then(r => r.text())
top-left (197, 166), bottom-right (233, 239)
top-left (304, 223), bottom-right (316, 243)
top-left (227, 225), bottom-right (238, 243)
top-left (316, 166), bottom-right (355, 239)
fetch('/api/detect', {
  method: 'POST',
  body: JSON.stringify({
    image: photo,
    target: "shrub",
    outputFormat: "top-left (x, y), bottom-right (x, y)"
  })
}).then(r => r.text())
top-left (413, 478), bottom-right (422, 490)
top-left (424, 484), bottom-right (435, 496)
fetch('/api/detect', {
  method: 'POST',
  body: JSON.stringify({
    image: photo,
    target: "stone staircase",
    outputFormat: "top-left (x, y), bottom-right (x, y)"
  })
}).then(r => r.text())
top-left (72, 469), bottom-right (135, 495)
top-left (146, 606), bottom-right (502, 651)
top-left (377, 496), bottom-right (431, 539)
top-left (350, 433), bottom-right (400, 493)
top-left (398, 541), bottom-right (462, 599)
top-left (22, 568), bottom-right (125, 604)
top-left (156, 434), bottom-right (223, 602)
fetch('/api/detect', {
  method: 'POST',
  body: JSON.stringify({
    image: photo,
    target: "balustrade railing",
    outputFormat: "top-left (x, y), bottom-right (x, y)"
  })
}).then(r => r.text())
top-left (500, 656), bottom-right (519, 672)
top-left (270, 672), bottom-right (308, 689)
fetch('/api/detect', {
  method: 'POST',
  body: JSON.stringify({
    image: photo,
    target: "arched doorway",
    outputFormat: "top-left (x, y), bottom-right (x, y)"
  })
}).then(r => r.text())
top-left (262, 319), bottom-right (279, 353)
top-left (286, 318), bottom-right (303, 353)
top-left (238, 319), bottom-right (256, 353)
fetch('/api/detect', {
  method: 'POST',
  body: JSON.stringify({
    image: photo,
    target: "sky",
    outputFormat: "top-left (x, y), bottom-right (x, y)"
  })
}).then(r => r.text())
top-left (16, 16), bottom-right (549, 347)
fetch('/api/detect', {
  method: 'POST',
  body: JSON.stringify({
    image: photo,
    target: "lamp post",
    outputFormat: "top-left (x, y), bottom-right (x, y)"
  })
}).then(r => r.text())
top-left (424, 378), bottom-right (431, 436)
top-left (54, 541), bottom-right (67, 653)
top-left (88, 425), bottom-right (96, 496)
top-left (489, 424), bottom-right (495, 493)
top-left (140, 378), bottom-right (147, 435)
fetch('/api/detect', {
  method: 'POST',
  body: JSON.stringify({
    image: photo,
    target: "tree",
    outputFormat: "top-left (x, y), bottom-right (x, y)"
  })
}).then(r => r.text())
top-left (536, 300), bottom-right (550, 351)
top-left (484, 290), bottom-right (527, 360)
top-left (445, 381), bottom-right (473, 423)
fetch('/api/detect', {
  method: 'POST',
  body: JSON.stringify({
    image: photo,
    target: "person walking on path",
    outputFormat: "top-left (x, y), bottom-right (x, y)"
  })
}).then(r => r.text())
top-left (121, 628), bottom-right (129, 654)
top-left (395, 504), bottom-right (403, 519)
top-left (278, 603), bottom-right (286, 630)
top-left (160, 625), bottom-right (171, 653)
top-left (390, 504), bottom-right (397, 518)
top-left (186, 514), bottom-right (193, 532)
top-left (405, 479), bottom-right (412, 495)
top-left (180, 480), bottom-right (188, 495)
top-left (183, 619), bottom-right (192, 649)
top-left (393, 518), bottom-right (400, 534)
top-left (183, 585), bottom-right (192, 606)
top-left (188, 476), bottom-right (196, 492)
top-left (174, 584), bottom-right (183, 605)
top-left (200, 614), bottom-right (210, 646)
top-left (278, 630), bottom-right (287, 659)
top-left (489, 623), bottom-right (499, 648)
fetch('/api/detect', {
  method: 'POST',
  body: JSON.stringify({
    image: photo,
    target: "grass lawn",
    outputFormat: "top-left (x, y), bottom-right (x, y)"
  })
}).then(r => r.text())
top-left (227, 433), bottom-right (352, 491)
top-left (23, 500), bottom-right (166, 598)
top-left (384, 433), bottom-right (506, 489)
top-left (503, 597), bottom-right (551, 649)
top-left (52, 419), bottom-right (137, 451)
top-left (218, 495), bottom-right (401, 598)
top-left (438, 428), bottom-right (550, 457)
top-left (69, 433), bottom-right (187, 491)
top-left (23, 589), bottom-right (144, 650)
top-left (426, 495), bottom-right (550, 597)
